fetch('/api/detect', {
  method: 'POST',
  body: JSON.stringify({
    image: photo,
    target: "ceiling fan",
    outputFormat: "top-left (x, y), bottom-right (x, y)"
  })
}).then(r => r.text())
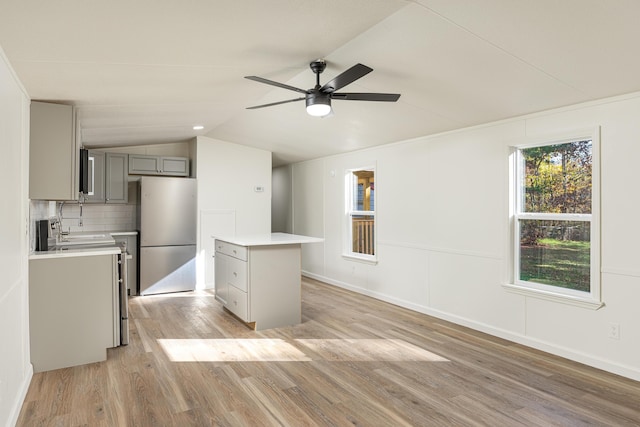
top-left (245, 60), bottom-right (401, 117)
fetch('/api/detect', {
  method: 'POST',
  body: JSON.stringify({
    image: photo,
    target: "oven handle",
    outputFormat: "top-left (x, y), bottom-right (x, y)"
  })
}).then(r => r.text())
top-left (119, 251), bottom-right (130, 345)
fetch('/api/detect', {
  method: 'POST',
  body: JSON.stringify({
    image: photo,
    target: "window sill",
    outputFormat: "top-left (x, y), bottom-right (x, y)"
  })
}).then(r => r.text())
top-left (503, 283), bottom-right (604, 310)
top-left (342, 253), bottom-right (378, 265)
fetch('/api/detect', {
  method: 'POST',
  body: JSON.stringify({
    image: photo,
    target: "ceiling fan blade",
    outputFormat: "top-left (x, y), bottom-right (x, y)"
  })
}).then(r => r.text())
top-left (246, 97), bottom-right (306, 110)
top-left (331, 92), bottom-right (401, 102)
top-left (245, 76), bottom-right (308, 94)
top-left (320, 63), bottom-right (373, 93)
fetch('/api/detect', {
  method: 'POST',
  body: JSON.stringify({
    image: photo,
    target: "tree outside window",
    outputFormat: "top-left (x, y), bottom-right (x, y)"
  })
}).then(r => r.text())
top-left (516, 139), bottom-right (594, 293)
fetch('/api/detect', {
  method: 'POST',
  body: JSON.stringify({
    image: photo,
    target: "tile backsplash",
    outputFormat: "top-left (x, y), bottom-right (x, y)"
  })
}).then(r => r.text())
top-left (29, 182), bottom-right (139, 251)
top-left (59, 203), bottom-right (137, 233)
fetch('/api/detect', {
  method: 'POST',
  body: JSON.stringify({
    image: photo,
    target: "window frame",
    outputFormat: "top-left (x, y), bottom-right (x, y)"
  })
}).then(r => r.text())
top-left (343, 165), bottom-right (377, 264)
top-left (505, 128), bottom-right (603, 309)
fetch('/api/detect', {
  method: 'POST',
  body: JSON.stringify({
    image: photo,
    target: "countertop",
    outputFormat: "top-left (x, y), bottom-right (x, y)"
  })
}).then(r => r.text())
top-left (30, 246), bottom-right (121, 260)
top-left (29, 230), bottom-right (137, 260)
top-left (213, 232), bottom-right (324, 247)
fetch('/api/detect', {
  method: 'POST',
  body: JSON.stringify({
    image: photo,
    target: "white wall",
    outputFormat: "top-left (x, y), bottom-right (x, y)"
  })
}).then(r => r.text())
top-left (0, 47), bottom-right (32, 427)
top-left (271, 165), bottom-right (293, 233)
top-left (293, 92), bottom-right (640, 381)
top-left (194, 136), bottom-right (272, 288)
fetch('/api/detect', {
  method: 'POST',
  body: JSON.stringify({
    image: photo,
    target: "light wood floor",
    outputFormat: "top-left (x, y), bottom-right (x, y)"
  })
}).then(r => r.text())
top-left (17, 278), bottom-right (640, 426)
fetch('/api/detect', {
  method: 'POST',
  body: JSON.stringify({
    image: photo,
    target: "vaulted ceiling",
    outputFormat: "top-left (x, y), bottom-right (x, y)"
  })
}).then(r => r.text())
top-left (2, 1), bottom-right (640, 166)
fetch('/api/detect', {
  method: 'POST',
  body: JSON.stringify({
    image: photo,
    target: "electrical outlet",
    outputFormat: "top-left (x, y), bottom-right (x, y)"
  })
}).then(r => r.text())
top-left (608, 323), bottom-right (620, 340)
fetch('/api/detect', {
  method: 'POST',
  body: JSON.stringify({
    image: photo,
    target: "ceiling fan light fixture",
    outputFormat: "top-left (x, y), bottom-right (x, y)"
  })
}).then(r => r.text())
top-left (306, 93), bottom-right (332, 117)
top-left (306, 103), bottom-right (332, 117)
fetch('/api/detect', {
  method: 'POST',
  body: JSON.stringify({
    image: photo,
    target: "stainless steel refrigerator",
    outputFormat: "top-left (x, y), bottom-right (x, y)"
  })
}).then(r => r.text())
top-left (138, 176), bottom-right (197, 295)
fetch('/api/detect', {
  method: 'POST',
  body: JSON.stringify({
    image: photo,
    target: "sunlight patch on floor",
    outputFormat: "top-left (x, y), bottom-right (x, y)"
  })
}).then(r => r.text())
top-left (158, 338), bottom-right (448, 363)
top-left (158, 339), bottom-right (312, 362)
top-left (295, 339), bottom-right (449, 362)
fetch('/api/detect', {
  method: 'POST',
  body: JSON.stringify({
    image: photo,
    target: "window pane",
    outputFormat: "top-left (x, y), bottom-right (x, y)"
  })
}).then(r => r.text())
top-left (522, 140), bottom-right (592, 214)
top-left (519, 219), bottom-right (590, 292)
top-left (355, 183), bottom-right (364, 210)
top-left (352, 170), bottom-right (374, 211)
top-left (352, 215), bottom-right (375, 255)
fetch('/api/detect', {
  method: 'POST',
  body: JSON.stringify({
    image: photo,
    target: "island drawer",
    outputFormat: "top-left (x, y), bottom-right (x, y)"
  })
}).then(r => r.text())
top-left (215, 240), bottom-right (248, 261)
top-left (227, 256), bottom-right (247, 292)
top-left (227, 284), bottom-right (248, 321)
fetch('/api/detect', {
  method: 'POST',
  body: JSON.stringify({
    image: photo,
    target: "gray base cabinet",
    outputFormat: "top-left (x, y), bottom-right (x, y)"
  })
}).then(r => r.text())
top-left (29, 254), bottom-right (118, 372)
top-left (215, 240), bottom-right (301, 330)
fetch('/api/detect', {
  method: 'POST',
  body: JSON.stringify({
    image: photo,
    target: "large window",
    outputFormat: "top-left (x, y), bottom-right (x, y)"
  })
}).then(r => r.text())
top-left (511, 131), bottom-right (601, 307)
top-left (346, 168), bottom-right (376, 260)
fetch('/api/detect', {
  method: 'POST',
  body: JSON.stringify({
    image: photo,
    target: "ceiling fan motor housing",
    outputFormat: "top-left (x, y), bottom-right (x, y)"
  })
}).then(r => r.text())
top-left (309, 59), bottom-right (327, 75)
top-left (306, 91), bottom-right (330, 107)
top-left (305, 90), bottom-right (332, 116)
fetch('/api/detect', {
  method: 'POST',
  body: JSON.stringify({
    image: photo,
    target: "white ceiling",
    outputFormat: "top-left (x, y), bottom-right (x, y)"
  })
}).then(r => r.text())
top-left (2, 0), bottom-right (640, 166)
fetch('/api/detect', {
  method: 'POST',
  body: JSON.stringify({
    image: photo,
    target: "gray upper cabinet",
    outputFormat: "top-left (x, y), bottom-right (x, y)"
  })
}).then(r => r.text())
top-left (105, 153), bottom-right (128, 203)
top-left (128, 154), bottom-right (189, 176)
top-left (85, 150), bottom-right (105, 203)
top-left (30, 101), bottom-right (79, 200)
top-left (160, 157), bottom-right (189, 176)
top-left (85, 151), bottom-right (128, 204)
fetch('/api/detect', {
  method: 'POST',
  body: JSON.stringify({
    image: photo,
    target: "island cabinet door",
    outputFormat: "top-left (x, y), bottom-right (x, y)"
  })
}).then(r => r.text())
top-left (214, 252), bottom-right (229, 305)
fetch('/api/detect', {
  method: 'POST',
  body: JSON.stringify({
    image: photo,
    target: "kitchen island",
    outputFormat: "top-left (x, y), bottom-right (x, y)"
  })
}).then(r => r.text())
top-left (214, 233), bottom-right (323, 330)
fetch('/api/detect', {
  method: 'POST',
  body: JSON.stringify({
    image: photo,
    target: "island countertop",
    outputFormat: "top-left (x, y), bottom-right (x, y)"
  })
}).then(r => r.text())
top-left (213, 232), bottom-right (323, 247)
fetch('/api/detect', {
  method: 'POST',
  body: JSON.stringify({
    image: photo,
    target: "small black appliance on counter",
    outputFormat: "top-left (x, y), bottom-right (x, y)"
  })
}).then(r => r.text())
top-left (35, 219), bottom-right (49, 251)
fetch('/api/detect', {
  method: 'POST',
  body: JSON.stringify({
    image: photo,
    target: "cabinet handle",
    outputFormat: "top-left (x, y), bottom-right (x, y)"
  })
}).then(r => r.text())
top-left (233, 272), bottom-right (237, 277)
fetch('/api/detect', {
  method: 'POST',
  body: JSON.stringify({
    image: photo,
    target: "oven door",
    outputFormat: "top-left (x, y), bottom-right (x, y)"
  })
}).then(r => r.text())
top-left (118, 248), bottom-right (130, 345)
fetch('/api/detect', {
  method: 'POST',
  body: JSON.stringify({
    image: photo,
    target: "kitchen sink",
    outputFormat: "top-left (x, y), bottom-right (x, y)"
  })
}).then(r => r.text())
top-left (56, 233), bottom-right (115, 247)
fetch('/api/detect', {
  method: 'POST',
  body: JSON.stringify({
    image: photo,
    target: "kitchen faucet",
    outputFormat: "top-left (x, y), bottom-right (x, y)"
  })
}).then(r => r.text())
top-left (55, 200), bottom-right (84, 238)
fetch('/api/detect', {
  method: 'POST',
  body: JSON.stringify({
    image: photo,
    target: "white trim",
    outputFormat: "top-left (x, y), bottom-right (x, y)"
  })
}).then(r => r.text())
top-left (8, 364), bottom-right (33, 427)
top-left (0, 45), bottom-right (29, 97)
top-left (510, 128), bottom-right (601, 303)
top-left (503, 283), bottom-right (604, 310)
top-left (344, 165), bottom-right (377, 260)
top-left (516, 212), bottom-right (591, 221)
top-left (301, 271), bottom-right (639, 382)
top-left (341, 253), bottom-right (378, 265)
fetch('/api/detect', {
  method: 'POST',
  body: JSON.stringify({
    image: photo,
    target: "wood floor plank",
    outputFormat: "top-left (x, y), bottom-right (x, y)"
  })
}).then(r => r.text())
top-left (16, 277), bottom-right (640, 426)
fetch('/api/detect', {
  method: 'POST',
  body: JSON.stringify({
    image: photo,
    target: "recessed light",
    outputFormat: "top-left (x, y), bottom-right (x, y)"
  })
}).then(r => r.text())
top-left (193, 125), bottom-right (204, 130)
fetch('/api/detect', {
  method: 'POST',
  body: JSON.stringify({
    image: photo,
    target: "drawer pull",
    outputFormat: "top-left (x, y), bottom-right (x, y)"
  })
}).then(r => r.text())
top-left (233, 272), bottom-right (237, 277)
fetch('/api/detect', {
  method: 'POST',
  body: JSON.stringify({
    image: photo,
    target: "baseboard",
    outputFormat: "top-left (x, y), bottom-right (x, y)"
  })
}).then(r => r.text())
top-left (6, 363), bottom-right (32, 427)
top-left (301, 271), bottom-right (640, 382)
